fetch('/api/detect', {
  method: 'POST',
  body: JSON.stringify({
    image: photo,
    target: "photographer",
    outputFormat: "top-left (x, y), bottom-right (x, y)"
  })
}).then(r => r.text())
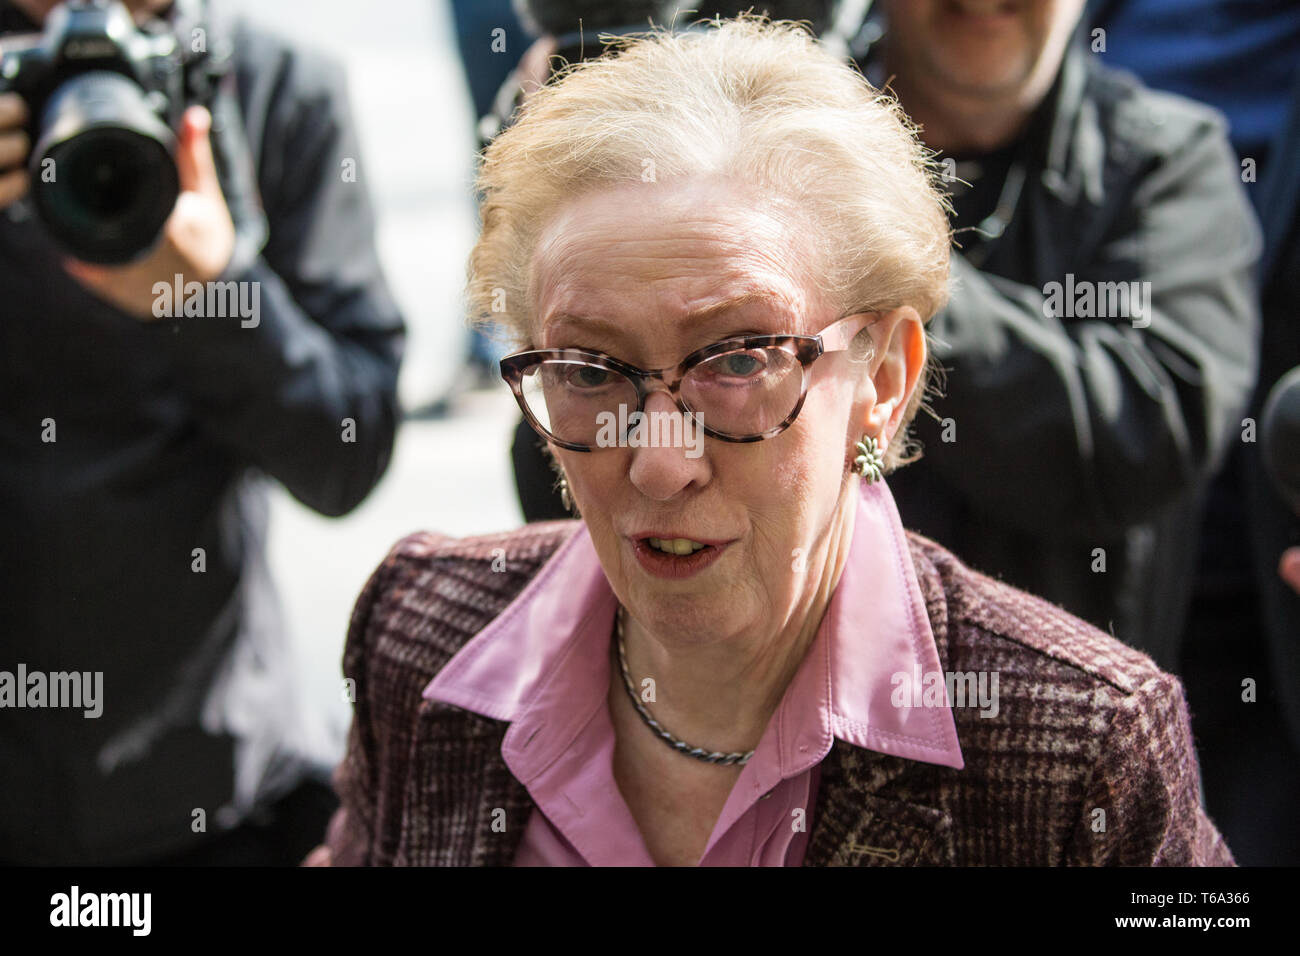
top-left (0, 0), bottom-right (405, 865)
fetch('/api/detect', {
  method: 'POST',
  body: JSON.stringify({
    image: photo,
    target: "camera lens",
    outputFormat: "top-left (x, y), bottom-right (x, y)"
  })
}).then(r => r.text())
top-left (31, 71), bottom-right (179, 265)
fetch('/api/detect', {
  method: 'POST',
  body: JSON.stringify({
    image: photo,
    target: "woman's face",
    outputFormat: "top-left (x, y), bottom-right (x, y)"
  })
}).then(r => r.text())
top-left (528, 177), bottom-right (916, 645)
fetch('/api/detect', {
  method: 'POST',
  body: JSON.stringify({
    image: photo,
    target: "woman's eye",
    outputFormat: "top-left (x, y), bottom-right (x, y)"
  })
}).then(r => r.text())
top-left (717, 352), bottom-right (766, 377)
top-left (568, 365), bottom-right (613, 388)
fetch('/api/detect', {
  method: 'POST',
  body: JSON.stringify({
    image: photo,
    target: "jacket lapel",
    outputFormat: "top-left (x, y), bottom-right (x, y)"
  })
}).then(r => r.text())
top-left (473, 750), bottom-right (534, 867)
top-left (410, 703), bottom-right (533, 866)
top-left (804, 738), bottom-right (955, 866)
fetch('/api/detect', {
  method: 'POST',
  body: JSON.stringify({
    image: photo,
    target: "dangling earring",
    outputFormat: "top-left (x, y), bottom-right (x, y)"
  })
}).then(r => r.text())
top-left (851, 433), bottom-right (885, 484)
top-left (558, 474), bottom-right (575, 512)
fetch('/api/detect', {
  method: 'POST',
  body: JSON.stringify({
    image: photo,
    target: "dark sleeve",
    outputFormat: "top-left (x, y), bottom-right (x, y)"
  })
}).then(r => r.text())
top-left (915, 116), bottom-right (1260, 539)
top-left (1066, 674), bottom-right (1234, 866)
top-left (146, 42), bottom-right (406, 518)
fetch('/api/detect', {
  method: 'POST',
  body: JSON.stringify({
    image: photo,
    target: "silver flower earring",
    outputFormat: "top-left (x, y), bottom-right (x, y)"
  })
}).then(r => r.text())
top-left (851, 433), bottom-right (885, 484)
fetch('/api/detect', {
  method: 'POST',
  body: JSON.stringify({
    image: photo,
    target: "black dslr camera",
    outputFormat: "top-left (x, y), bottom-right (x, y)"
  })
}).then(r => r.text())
top-left (0, 0), bottom-right (221, 263)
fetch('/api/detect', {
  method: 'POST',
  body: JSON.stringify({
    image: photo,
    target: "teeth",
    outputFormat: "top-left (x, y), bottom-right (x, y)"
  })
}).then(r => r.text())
top-left (648, 537), bottom-right (708, 555)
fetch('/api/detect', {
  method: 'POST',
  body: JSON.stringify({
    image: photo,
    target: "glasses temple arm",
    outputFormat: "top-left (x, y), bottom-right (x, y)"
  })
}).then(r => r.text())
top-left (818, 312), bottom-right (877, 353)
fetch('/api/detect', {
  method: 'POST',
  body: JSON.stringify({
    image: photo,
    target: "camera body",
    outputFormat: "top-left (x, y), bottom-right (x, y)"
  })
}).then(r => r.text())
top-left (0, 0), bottom-right (215, 263)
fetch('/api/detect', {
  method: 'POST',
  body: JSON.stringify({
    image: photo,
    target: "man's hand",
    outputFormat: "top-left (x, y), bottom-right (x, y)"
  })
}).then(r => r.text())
top-left (0, 92), bottom-right (31, 210)
top-left (301, 844), bottom-right (332, 867)
top-left (1280, 547), bottom-right (1300, 596)
top-left (63, 105), bottom-right (236, 320)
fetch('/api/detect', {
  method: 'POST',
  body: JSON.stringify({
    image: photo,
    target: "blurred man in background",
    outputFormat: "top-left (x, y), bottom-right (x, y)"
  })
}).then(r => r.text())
top-left (0, 0), bottom-right (405, 864)
top-left (434, 0), bottom-right (530, 402)
top-left (861, 0), bottom-right (1260, 678)
top-left (1089, 0), bottom-right (1300, 864)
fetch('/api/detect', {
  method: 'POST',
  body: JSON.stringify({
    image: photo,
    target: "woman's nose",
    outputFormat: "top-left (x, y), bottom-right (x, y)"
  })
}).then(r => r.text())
top-left (626, 390), bottom-right (710, 501)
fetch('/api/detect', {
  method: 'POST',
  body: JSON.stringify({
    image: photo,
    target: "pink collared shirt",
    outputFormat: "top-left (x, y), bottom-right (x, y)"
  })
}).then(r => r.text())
top-left (424, 479), bottom-right (964, 866)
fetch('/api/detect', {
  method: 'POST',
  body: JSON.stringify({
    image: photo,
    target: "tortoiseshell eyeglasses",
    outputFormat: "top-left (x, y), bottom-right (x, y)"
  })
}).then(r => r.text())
top-left (500, 312), bottom-right (877, 452)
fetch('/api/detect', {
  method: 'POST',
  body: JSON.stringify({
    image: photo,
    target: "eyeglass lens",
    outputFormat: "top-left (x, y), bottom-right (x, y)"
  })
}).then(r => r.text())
top-left (518, 347), bottom-right (804, 445)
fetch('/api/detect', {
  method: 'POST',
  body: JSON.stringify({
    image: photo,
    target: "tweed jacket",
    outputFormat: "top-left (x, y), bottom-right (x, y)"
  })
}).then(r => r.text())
top-left (320, 520), bottom-right (1233, 866)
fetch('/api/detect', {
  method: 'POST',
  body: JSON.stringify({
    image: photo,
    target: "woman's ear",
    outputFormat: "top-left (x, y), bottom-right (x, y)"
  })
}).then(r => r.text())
top-left (863, 306), bottom-right (926, 449)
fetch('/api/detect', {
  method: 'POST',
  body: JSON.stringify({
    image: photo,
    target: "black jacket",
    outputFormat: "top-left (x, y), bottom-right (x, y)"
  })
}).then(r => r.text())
top-left (883, 41), bottom-right (1261, 672)
top-left (0, 7), bottom-right (405, 863)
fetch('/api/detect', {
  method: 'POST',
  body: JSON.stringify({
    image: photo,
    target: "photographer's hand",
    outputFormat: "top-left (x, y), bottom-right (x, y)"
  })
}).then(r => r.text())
top-left (1281, 547), bottom-right (1300, 596)
top-left (0, 93), bottom-right (31, 210)
top-left (63, 105), bottom-right (235, 319)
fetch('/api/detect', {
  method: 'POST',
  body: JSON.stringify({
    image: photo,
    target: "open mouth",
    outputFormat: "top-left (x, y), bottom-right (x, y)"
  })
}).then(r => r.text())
top-left (646, 537), bottom-right (709, 555)
top-left (630, 535), bottom-right (729, 579)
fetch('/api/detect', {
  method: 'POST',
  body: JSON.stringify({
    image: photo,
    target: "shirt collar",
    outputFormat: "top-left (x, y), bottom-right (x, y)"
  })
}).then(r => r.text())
top-left (424, 479), bottom-right (964, 778)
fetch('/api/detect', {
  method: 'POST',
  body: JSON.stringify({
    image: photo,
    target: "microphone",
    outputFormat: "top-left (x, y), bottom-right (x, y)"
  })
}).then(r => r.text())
top-left (1262, 365), bottom-right (1300, 516)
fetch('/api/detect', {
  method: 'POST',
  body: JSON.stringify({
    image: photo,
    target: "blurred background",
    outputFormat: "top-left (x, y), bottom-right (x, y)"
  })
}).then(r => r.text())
top-left (223, 0), bottom-right (522, 769)
top-left (5, 0), bottom-right (1296, 868)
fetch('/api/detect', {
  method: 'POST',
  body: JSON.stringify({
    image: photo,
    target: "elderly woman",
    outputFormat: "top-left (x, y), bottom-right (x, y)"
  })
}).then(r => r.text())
top-left (314, 16), bottom-right (1230, 866)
